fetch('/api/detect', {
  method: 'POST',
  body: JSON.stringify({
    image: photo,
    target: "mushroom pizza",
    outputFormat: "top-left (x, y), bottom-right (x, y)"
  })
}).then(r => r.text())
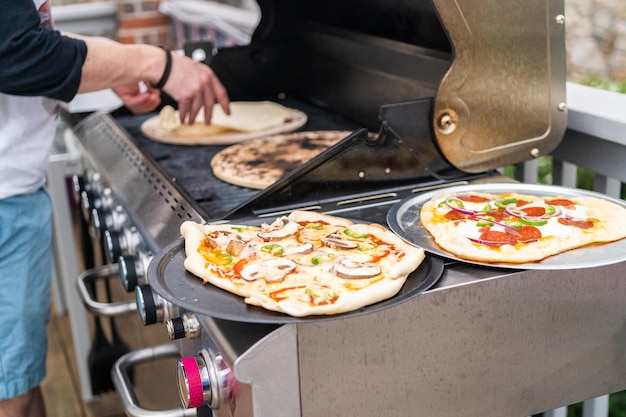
top-left (180, 211), bottom-right (425, 317)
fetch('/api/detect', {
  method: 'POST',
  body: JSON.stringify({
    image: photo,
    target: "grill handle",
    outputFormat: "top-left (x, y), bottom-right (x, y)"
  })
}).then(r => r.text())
top-left (112, 343), bottom-right (196, 417)
top-left (77, 264), bottom-right (137, 317)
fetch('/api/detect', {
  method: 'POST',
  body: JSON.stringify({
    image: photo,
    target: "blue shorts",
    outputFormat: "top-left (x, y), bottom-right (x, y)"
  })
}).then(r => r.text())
top-left (0, 188), bottom-right (52, 399)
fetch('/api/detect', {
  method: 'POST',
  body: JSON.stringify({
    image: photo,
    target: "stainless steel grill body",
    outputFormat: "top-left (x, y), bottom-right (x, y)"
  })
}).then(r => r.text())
top-left (69, 113), bottom-right (626, 417)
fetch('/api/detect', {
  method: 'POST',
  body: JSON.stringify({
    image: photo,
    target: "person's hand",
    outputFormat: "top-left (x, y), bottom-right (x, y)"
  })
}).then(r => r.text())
top-left (113, 82), bottom-right (161, 114)
top-left (161, 52), bottom-right (230, 125)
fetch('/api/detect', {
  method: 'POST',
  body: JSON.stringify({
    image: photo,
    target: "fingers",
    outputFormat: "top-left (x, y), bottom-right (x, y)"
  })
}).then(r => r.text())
top-left (164, 55), bottom-right (230, 125)
top-left (212, 76), bottom-right (230, 116)
top-left (113, 83), bottom-right (161, 114)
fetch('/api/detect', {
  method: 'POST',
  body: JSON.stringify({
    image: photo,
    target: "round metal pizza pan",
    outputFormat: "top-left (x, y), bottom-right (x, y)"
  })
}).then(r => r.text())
top-left (387, 183), bottom-right (626, 270)
top-left (147, 238), bottom-right (443, 324)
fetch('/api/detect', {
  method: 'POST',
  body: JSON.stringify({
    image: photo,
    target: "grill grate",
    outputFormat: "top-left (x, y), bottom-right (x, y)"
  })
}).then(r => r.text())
top-left (114, 96), bottom-right (363, 221)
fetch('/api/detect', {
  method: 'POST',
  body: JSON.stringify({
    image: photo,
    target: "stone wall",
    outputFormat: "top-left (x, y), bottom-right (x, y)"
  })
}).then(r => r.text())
top-left (565, 0), bottom-right (626, 82)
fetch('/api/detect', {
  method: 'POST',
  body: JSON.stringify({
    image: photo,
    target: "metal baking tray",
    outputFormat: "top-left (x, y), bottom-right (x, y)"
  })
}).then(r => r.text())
top-left (387, 183), bottom-right (626, 270)
top-left (147, 237), bottom-right (443, 324)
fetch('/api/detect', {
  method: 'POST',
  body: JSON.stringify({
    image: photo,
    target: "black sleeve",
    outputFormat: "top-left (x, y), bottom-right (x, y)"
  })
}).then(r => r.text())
top-left (0, 0), bottom-right (88, 102)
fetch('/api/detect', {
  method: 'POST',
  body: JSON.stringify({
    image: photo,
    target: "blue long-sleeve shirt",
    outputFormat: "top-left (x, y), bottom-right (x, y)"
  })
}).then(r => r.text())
top-left (0, 0), bottom-right (88, 102)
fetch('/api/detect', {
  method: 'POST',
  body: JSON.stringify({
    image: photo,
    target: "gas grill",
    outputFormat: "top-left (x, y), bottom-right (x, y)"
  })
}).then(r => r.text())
top-left (63, 0), bottom-right (626, 416)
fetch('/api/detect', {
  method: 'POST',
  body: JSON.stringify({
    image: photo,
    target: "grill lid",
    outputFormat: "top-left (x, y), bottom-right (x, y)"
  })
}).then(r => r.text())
top-left (213, 0), bottom-right (566, 173)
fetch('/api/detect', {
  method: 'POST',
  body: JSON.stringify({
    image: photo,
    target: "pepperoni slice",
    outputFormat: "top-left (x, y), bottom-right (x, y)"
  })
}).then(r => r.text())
top-left (482, 209), bottom-right (507, 222)
top-left (522, 206), bottom-right (546, 217)
top-left (545, 198), bottom-right (576, 209)
top-left (558, 217), bottom-right (595, 229)
top-left (517, 225), bottom-right (542, 241)
top-left (445, 210), bottom-right (469, 221)
top-left (458, 194), bottom-right (491, 203)
top-left (478, 230), bottom-right (519, 245)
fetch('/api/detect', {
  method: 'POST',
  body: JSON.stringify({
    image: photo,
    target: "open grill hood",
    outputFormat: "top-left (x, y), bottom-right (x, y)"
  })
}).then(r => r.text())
top-left (210, 0), bottom-right (567, 173)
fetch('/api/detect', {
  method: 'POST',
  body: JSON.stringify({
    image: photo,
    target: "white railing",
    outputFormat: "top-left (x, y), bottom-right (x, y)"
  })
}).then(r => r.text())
top-left (515, 82), bottom-right (626, 417)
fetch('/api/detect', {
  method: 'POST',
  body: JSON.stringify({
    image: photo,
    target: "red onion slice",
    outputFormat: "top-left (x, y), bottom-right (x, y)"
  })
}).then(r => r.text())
top-left (505, 202), bottom-right (562, 221)
top-left (467, 237), bottom-right (510, 247)
top-left (474, 215), bottom-right (521, 237)
top-left (445, 197), bottom-right (475, 215)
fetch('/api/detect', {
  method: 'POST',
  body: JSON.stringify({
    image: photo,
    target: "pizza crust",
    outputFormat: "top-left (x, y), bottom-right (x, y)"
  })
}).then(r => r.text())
top-left (210, 131), bottom-right (349, 189)
top-left (180, 211), bottom-right (425, 317)
top-left (420, 192), bottom-right (626, 264)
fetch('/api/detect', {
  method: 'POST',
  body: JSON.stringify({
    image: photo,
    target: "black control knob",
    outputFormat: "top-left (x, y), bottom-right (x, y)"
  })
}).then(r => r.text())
top-left (119, 251), bottom-right (151, 292)
top-left (80, 190), bottom-right (95, 223)
top-left (92, 205), bottom-right (129, 242)
top-left (91, 207), bottom-right (106, 241)
top-left (119, 255), bottom-right (139, 292)
top-left (135, 284), bottom-right (165, 325)
top-left (103, 230), bottom-right (123, 264)
top-left (166, 313), bottom-right (201, 340)
top-left (71, 174), bottom-right (85, 205)
top-left (168, 317), bottom-right (187, 340)
top-left (103, 226), bottom-right (142, 264)
top-left (72, 171), bottom-right (102, 210)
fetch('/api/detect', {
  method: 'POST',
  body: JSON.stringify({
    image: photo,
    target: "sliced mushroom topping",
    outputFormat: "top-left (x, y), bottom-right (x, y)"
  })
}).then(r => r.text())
top-left (226, 237), bottom-right (245, 256)
top-left (204, 230), bottom-right (232, 248)
top-left (321, 232), bottom-right (359, 250)
top-left (257, 217), bottom-right (299, 241)
top-left (284, 242), bottom-right (315, 256)
top-left (240, 258), bottom-right (297, 283)
top-left (334, 258), bottom-right (381, 280)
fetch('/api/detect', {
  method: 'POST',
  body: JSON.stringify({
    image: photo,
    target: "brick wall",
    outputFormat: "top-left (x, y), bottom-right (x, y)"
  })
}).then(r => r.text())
top-left (117, 0), bottom-right (174, 47)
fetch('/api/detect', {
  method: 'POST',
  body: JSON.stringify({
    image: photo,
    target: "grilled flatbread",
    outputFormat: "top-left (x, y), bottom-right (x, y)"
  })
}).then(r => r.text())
top-left (211, 131), bottom-right (348, 189)
top-left (420, 191), bottom-right (626, 264)
top-left (181, 211), bottom-right (425, 317)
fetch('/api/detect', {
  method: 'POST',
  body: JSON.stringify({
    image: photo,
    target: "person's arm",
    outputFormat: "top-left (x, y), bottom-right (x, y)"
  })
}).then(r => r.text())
top-left (0, 0), bottom-right (229, 124)
top-left (74, 36), bottom-right (229, 124)
top-left (0, 0), bottom-right (87, 102)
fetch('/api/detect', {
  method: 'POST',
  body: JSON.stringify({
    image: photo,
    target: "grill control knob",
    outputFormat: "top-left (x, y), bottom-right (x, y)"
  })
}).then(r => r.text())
top-left (135, 284), bottom-right (166, 325)
top-left (71, 174), bottom-right (86, 205)
top-left (80, 187), bottom-right (114, 223)
top-left (91, 205), bottom-right (128, 241)
top-left (119, 251), bottom-right (152, 292)
top-left (166, 313), bottom-right (201, 340)
top-left (103, 227), bottom-right (142, 264)
top-left (72, 172), bottom-right (102, 213)
top-left (177, 350), bottom-right (223, 410)
top-left (79, 190), bottom-right (95, 223)
top-left (103, 230), bottom-right (123, 264)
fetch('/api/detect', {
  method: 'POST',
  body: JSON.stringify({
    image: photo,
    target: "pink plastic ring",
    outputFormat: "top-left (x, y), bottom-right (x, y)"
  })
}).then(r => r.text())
top-left (180, 357), bottom-right (204, 408)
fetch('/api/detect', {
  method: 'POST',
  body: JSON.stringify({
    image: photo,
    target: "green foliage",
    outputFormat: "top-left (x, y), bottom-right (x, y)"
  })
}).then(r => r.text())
top-left (565, 392), bottom-right (626, 417)
top-left (580, 74), bottom-right (626, 94)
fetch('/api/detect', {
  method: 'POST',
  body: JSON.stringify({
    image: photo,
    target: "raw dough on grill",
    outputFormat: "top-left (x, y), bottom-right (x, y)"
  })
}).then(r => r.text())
top-left (140, 101), bottom-right (307, 145)
top-left (209, 101), bottom-right (294, 132)
top-left (420, 192), bottom-right (626, 264)
top-left (181, 211), bottom-right (425, 317)
top-left (210, 131), bottom-right (349, 189)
